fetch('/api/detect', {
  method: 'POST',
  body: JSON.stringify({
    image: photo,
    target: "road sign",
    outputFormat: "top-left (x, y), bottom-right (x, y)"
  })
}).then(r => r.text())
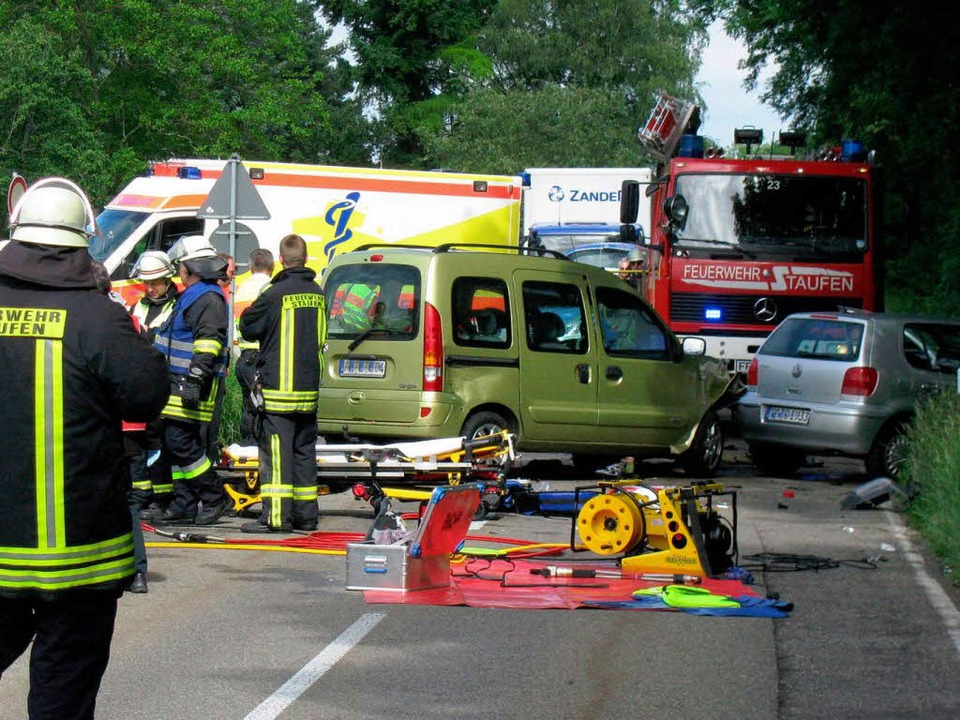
top-left (197, 156), bottom-right (270, 221)
top-left (7, 174), bottom-right (27, 216)
top-left (209, 221), bottom-right (259, 265)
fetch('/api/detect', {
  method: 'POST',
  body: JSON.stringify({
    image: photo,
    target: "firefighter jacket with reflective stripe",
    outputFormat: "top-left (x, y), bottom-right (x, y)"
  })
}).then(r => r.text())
top-left (131, 286), bottom-right (179, 339)
top-left (0, 269), bottom-right (170, 597)
top-left (238, 266), bottom-right (325, 414)
top-left (154, 280), bottom-right (228, 423)
top-left (234, 271), bottom-right (273, 350)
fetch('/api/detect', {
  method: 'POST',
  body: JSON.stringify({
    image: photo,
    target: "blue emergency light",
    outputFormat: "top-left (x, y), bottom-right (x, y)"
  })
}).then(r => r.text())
top-left (177, 166), bottom-right (203, 180)
top-left (704, 307), bottom-right (723, 322)
top-left (678, 133), bottom-right (705, 158)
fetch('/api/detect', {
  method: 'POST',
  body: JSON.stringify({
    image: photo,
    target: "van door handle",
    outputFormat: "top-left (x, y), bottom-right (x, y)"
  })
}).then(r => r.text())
top-left (605, 366), bottom-right (623, 381)
top-left (576, 363), bottom-right (591, 384)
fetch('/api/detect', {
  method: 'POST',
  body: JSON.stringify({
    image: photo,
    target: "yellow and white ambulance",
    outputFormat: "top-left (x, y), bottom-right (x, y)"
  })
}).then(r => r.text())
top-left (91, 158), bottom-right (524, 308)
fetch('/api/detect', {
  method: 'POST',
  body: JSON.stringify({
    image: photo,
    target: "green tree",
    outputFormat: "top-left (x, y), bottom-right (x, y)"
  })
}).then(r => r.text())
top-left (318, 0), bottom-right (497, 167)
top-left (421, 0), bottom-right (708, 172)
top-left (0, 1), bottom-right (341, 211)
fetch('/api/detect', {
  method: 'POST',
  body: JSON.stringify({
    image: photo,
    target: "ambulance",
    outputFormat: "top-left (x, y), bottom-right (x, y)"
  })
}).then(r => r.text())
top-left (90, 158), bottom-right (524, 307)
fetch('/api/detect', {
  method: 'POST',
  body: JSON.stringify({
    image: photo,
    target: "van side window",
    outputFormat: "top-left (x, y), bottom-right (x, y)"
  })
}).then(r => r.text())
top-left (452, 278), bottom-right (510, 348)
top-left (522, 281), bottom-right (587, 354)
top-left (596, 287), bottom-right (668, 359)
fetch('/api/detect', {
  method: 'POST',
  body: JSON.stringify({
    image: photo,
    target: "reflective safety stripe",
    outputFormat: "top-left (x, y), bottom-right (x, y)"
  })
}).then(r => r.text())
top-left (262, 388), bottom-right (318, 414)
top-left (152, 482), bottom-right (174, 494)
top-left (171, 455), bottom-right (211, 481)
top-left (34, 340), bottom-right (65, 548)
top-left (132, 299), bottom-right (175, 330)
top-left (268, 434), bottom-right (284, 528)
top-left (0, 539), bottom-right (135, 590)
top-left (293, 486), bottom-right (318, 501)
top-left (132, 479), bottom-right (152, 491)
top-left (161, 376), bottom-right (220, 422)
top-left (194, 338), bottom-right (223, 356)
top-left (280, 304), bottom-right (295, 392)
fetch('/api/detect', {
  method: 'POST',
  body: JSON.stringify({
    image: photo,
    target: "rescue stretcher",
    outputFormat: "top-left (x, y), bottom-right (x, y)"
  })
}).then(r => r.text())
top-left (215, 431), bottom-right (514, 517)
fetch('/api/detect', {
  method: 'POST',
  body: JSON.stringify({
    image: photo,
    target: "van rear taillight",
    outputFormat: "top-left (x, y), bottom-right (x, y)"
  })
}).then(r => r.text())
top-left (841, 367), bottom-right (878, 396)
top-left (746, 357), bottom-right (759, 387)
top-left (423, 302), bottom-right (443, 392)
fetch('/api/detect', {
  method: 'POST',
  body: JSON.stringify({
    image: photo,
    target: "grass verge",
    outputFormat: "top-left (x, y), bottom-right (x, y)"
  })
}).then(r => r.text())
top-left (901, 392), bottom-right (960, 587)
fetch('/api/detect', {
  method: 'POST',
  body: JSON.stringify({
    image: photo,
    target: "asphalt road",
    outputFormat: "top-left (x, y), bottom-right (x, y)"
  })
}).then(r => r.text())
top-left (2, 440), bottom-right (959, 720)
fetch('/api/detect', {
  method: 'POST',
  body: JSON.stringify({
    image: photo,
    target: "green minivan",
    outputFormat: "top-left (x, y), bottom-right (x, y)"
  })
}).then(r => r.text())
top-left (318, 245), bottom-right (740, 475)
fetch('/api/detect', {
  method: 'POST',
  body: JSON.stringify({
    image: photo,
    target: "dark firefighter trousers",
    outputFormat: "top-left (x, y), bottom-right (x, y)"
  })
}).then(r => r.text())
top-left (234, 348), bottom-right (261, 444)
top-left (0, 588), bottom-right (122, 720)
top-left (163, 417), bottom-right (224, 517)
top-left (258, 412), bottom-right (319, 530)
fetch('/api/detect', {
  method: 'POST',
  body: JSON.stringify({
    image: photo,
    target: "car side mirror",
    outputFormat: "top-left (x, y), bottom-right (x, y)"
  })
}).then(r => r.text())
top-left (681, 336), bottom-right (706, 356)
top-left (620, 180), bottom-right (640, 224)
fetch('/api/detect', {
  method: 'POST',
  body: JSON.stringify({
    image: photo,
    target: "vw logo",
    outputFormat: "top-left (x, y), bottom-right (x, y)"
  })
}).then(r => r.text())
top-left (754, 297), bottom-right (778, 322)
top-left (548, 185), bottom-right (565, 203)
top-left (792, 363), bottom-right (803, 379)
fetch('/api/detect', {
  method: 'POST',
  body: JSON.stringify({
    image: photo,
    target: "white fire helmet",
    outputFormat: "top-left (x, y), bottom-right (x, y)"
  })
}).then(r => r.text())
top-left (167, 234), bottom-right (217, 265)
top-left (9, 177), bottom-right (98, 248)
top-left (132, 250), bottom-right (176, 280)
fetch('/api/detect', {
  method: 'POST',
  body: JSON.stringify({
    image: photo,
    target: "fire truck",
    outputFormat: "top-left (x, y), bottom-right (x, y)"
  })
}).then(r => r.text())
top-left (622, 93), bottom-right (883, 374)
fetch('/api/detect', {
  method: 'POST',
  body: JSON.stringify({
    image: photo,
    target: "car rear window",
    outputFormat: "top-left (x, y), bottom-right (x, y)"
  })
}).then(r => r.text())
top-left (324, 263), bottom-right (420, 340)
top-left (760, 318), bottom-right (864, 361)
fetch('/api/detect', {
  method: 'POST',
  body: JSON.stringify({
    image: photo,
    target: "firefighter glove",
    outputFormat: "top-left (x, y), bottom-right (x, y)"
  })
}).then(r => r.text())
top-left (179, 372), bottom-right (203, 410)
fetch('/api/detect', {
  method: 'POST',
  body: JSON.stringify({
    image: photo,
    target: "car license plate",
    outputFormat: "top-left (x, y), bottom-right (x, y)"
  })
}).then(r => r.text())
top-left (339, 358), bottom-right (386, 378)
top-left (763, 405), bottom-right (810, 425)
top-left (734, 359), bottom-right (752, 374)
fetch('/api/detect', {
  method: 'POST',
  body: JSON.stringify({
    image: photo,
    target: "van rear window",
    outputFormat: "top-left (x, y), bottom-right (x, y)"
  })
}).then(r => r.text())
top-left (761, 318), bottom-right (864, 360)
top-left (324, 264), bottom-right (420, 339)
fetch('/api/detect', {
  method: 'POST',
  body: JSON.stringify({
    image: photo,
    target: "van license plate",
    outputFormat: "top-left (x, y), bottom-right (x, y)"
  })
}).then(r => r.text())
top-left (763, 405), bottom-right (810, 425)
top-left (339, 358), bottom-right (386, 378)
top-left (734, 359), bottom-right (752, 374)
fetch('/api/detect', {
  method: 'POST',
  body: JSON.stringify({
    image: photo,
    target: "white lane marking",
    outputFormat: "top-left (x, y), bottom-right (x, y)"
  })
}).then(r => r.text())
top-left (885, 512), bottom-right (960, 656)
top-left (243, 612), bottom-right (386, 720)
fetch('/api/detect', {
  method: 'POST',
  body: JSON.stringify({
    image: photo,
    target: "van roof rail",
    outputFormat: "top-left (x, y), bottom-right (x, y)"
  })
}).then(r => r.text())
top-left (434, 242), bottom-right (570, 261)
top-left (353, 243), bottom-right (434, 252)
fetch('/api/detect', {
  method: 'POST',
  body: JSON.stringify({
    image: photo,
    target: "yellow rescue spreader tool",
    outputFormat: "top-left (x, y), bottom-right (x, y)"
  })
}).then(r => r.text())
top-left (572, 481), bottom-right (737, 578)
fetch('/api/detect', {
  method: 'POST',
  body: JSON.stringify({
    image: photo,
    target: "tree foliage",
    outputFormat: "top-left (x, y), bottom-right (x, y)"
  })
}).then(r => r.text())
top-left (318, 0), bottom-right (498, 167)
top-left (0, 0), bottom-right (338, 212)
top-left (421, 0), bottom-right (708, 172)
top-left (697, 0), bottom-right (960, 312)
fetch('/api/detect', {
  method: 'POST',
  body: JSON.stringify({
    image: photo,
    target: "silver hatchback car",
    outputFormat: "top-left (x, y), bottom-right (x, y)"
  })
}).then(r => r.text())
top-left (738, 310), bottom-right (960, 478)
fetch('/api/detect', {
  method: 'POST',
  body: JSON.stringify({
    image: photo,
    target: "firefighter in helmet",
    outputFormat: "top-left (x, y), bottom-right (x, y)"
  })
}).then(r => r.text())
top-left (130, 250), bottom-right (179, 336)
top-left (147, 235), bottom-right (230, 526)
top-left (128, 250), bottom-right (180, 521)
top-left (0, 178), bottom-right (169, 717)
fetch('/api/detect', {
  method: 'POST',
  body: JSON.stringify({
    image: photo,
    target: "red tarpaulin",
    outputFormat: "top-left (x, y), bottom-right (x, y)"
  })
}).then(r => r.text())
top-left (363, 558), bottom-right (757, 610)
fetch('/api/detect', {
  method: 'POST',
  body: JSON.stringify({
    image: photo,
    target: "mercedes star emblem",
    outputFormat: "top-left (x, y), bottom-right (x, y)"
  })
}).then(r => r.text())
top-left (754, 297), bottom-right (778, 322)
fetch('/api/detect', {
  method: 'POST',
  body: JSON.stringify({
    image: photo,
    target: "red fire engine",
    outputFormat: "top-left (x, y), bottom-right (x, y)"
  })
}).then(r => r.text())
top-left (625, 93), bottom-right (883, 374)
